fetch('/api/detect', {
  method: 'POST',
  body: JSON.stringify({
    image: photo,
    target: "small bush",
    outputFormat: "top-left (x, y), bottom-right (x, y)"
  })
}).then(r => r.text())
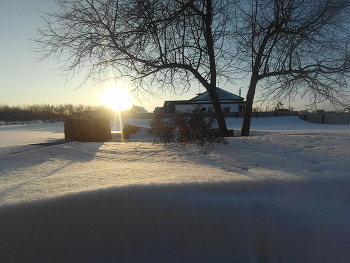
top-left (64, 117), bottom-right (111, 142)
top-left (149, 113), bottom-right (177, 144)
top-left (150, 107), bottom-right (227, 149)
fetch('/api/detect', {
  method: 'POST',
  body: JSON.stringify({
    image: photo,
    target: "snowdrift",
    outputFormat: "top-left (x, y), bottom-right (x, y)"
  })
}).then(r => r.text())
top-left (1, 179), bottom-right (350, 263)
top-left (1, 116), bottom-right (350, 262)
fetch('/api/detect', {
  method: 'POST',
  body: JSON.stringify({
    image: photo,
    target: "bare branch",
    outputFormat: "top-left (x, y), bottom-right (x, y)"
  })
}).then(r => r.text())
top-left (33, 0), bottom-right (236, 135)
top-left (234, 0), bottom-right (350, 136)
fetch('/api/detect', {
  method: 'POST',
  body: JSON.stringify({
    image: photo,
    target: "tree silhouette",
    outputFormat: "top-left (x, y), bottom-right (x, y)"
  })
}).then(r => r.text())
top-left (34, 0), bottom-right (238, 135)
top-left (233, 0), bottom-right (350, 136)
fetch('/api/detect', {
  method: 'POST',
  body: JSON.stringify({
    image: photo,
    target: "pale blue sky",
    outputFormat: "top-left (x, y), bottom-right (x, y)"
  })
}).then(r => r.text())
top-left (0, 0), bottom-right (338, 112)
top-left (0, 0), bottom-right (194, 112)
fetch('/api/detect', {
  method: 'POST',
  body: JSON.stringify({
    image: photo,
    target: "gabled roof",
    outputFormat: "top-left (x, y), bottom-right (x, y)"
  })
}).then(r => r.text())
top-left (191, 88), bottom-right (244, 101)
top-left (130, 106), bottom-right (149, 113)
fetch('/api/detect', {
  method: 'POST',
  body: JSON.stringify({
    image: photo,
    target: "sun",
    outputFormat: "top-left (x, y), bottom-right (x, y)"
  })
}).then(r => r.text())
top-left (100, 85), bottom-right (133, 111)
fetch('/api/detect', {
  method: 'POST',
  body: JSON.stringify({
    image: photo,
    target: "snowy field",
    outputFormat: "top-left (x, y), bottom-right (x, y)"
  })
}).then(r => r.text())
top-left (0, 116), bottom-right (350, 262)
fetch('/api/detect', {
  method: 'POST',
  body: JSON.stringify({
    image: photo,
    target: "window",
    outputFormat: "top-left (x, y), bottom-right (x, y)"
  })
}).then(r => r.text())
top-left (202, 107), bottom-right (206, 112)
top-left (223, 107), bottom-right (230, 113)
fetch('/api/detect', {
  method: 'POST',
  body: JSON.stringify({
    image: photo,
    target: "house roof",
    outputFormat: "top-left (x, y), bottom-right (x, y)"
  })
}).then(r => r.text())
top-left (130, 106), bottom-right (149, 113)
top-left (191, 88), bottom-right (244, 102)
top-left (162, 88), bottom-right (245, 113)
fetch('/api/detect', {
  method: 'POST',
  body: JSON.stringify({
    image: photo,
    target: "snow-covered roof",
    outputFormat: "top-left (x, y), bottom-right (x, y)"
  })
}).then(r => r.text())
top-left (191, 88), bottom-right (244, 102)
top-left (129, 106), bottom-right (149, 113)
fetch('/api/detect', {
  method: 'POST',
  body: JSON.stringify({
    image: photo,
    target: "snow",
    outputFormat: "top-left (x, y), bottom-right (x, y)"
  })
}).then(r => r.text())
top-left (0, 116), bottom-right (350, 262)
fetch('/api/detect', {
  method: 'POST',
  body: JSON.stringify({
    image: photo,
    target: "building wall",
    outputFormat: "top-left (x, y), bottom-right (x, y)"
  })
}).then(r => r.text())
top-left (175, 104), bottom-right (198, 112)
top-left (223, 104), bottom-right (239, 113)
top-left (175, 103), bottom-right (239, 113)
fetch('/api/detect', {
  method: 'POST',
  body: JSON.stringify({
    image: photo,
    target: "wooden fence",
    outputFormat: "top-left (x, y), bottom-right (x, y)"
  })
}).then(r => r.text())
top-left (142, 110), bottom-right (298, 119)
top-left (298, 113), bottom-right (350, 124)
top-left (80, 110), bottom-right (350, 125)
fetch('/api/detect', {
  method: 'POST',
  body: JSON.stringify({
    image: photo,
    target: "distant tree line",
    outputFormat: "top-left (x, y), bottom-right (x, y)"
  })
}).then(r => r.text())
top-left (0, 104), bottom-right (109, 124)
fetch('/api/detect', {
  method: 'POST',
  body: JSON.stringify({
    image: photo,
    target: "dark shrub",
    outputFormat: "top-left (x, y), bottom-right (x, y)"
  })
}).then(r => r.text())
top-left (65, 117), bottom-right (111, 142)
top-left (150, 107), bottom-right (227, 148)
top-left (149, 113), bottom-right (177, 144)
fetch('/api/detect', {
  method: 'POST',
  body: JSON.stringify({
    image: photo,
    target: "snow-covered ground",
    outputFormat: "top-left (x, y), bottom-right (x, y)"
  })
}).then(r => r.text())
top-left (0, 116), bottom-right (350, 263)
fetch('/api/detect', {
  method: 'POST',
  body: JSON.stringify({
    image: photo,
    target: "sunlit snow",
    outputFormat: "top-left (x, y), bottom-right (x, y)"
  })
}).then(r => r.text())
top-left (0, 116), bottom-right (349, 262)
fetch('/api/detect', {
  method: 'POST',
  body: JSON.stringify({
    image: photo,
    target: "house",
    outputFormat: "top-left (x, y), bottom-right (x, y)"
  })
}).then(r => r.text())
top-left (154, 107), bottom-right (163, 113)
top-left (161, 88), bottom-right (245, 114)
top-left (129, 106), bottom-right (149, 114)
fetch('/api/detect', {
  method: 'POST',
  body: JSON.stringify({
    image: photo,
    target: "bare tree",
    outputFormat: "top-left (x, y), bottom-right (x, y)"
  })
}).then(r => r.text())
top-left (232, 0), bottom-right (350, 136)
top-left (34, 0), bottom-right (237, 135)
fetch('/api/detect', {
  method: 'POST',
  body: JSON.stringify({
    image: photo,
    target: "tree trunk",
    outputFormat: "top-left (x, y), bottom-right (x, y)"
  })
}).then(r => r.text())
top-left (202, 0), bottom-right (228, 136)
top-left (241, 74), bottom-right (259, 136)
top-left (207, 87), bottom-right (228, 136)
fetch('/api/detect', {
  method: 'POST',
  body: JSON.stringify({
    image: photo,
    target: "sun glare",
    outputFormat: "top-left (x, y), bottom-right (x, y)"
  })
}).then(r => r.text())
top-left (101, 85), bottom-right (133, 111)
